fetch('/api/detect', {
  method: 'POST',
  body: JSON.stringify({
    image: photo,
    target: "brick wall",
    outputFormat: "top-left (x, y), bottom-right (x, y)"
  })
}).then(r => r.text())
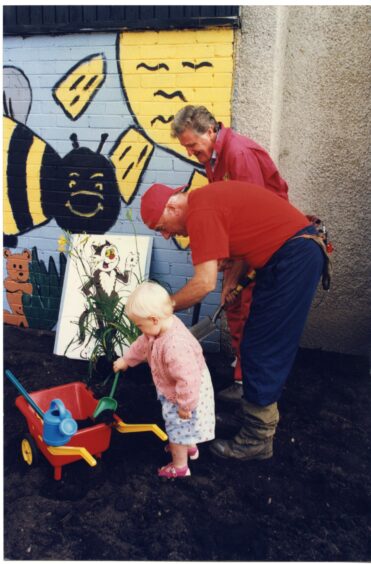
top-left (3, 29), bottom-right (234, 351)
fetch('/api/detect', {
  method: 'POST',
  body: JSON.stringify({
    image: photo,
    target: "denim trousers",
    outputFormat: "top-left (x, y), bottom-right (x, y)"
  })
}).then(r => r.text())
top-left (240, 225), bottom-right (324, 406)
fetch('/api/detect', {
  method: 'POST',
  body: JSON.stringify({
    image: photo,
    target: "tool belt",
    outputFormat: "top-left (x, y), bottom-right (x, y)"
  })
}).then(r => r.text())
top-left (294, 233), bottom-right (333, 291)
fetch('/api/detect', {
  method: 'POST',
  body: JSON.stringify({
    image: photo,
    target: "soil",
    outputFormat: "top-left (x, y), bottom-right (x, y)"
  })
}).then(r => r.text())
top-left (3, 324), bottom-right (371, 561)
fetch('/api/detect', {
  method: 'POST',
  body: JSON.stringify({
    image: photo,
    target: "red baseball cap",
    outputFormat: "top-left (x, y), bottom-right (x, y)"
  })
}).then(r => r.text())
top-left (140, 183), bottom-right (184, 229)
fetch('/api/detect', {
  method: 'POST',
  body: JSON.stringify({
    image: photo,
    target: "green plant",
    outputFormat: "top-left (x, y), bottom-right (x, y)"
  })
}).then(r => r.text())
top-left (23, 248), bottom-right (67, 330)
top-left (59, 225), bottom-right (142, 383)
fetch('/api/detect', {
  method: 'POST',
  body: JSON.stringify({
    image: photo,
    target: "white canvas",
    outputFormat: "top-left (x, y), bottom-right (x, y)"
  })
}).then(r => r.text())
top-left (54, 233), bottom-right (153, 360)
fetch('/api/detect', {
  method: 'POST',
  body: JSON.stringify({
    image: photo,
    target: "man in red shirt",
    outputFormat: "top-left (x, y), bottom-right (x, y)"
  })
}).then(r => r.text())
top-left (171, 105), bottom-right (289, 402)
top-left (140, 180), bottom-right (325, 461)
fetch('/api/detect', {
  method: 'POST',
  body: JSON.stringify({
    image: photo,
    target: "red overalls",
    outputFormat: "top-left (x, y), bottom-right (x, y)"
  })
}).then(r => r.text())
top-left (204, 125), bottom-right (289, 380)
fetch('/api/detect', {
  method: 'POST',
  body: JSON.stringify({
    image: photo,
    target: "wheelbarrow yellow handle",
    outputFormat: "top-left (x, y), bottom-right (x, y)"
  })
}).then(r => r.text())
top-left (114, 420), bottom-right (168, 441)
top-left (47, 445), bottom-right (97, 467)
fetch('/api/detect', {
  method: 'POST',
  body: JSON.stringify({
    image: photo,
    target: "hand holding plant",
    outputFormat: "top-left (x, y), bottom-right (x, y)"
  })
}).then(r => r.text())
top-left (113, 357), bottom-right (129, 373)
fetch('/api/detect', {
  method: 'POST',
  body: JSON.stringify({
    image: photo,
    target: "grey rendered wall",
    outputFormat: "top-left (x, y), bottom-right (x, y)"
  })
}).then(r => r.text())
top-left (230, 5), bottom-right (370, 356)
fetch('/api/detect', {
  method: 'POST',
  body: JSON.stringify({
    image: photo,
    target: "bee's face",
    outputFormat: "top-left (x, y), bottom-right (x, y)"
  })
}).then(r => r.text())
top-left (65, 168), bottom-right (105, 219)
top-left (118, 28), bottom-right (233, 161)
top-left (54, 148), bottom-right (120, 233)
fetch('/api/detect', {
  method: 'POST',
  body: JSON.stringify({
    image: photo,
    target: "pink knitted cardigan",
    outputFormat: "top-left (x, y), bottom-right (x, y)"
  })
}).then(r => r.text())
top-left (123, 315), bottom-right (207, 411)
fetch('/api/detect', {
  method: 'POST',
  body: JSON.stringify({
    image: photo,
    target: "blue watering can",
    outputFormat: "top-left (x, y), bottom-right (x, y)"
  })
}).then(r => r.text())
top-left (43, 399), bottom-right (78, 446)
top-left (5, 370), bottom-right (78, 447)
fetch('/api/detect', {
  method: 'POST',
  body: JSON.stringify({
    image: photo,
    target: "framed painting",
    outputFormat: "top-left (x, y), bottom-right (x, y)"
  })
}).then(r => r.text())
top-left (54, 233), bottom-right (153, 360)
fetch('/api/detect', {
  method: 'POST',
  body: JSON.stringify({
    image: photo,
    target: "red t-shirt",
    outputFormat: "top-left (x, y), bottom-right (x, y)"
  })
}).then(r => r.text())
top-left (186, 181), bottom-right (309, 269)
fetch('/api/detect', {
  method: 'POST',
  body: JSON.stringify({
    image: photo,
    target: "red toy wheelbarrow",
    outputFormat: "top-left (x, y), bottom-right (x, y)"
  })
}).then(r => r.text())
top-left (5, 370), bottom-right (167, 480)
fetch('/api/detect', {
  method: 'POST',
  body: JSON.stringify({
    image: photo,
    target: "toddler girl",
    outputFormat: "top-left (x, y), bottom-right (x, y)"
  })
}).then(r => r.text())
top-left (113, 281), bottom-right (215, 479)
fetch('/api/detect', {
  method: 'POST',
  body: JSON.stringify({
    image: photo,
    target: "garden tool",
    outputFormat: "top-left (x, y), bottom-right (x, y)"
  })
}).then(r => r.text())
top-left (5, 369), bottom-right (45, 419)
top-left (190, 269), bottom-right (256, 342)
top-left (93, 371), bottom-right (121, 419)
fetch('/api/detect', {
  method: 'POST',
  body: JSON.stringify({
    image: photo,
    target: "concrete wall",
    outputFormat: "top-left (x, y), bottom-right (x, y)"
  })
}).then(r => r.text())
top-left (232, 5), bottom-right (370, 356)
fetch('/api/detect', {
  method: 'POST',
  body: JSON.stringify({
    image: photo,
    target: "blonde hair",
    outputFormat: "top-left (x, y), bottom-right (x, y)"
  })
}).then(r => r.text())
top-left (125, 281), bottom-right (173, 320)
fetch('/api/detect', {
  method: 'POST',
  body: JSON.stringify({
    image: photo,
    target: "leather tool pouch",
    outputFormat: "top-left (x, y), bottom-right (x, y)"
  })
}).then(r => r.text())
top-left (296, 234), bottom-right (333, 291)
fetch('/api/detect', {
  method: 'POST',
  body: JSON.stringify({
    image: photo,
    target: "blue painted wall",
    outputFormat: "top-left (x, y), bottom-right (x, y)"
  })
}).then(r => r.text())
top-left (3, 30), bottom-right (235, 351)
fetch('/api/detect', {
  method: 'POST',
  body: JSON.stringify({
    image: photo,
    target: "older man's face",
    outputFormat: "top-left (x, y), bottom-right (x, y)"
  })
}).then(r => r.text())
top-left (154, 201), bottom-right (188, 239)
top-left (177, 127), bottom-right (216, 164)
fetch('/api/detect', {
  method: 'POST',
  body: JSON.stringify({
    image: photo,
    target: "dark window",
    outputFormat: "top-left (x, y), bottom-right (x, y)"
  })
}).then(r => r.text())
top-left (3, 5), bottom-right (240, 36)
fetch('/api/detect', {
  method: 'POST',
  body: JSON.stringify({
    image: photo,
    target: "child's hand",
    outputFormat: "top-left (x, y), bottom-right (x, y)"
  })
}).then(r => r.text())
top-left (113, 358), bottom-right (128, 373)
top-left (178, 407), bottom-right (192, 420)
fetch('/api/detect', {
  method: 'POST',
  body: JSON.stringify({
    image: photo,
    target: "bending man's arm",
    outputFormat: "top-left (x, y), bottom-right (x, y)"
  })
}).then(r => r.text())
top-left (171, 260), bottom-right (218, 311)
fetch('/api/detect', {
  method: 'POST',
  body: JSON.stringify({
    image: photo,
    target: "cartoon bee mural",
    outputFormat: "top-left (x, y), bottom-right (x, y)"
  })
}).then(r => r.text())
top-left (3, 28), bottom-right (234, 249)
top-left (3, 57), bottom-right (154, 248)
top-left (3, 115), bottom-right (156, 248)
top-left (3, 115), bottom-right (122, 247)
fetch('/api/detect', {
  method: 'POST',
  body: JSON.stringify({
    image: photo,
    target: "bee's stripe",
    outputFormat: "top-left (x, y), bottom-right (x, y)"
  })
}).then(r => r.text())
top-left (3, 117), bottom-right (18, 234)
top-left (26, 136), bottom-right (48, 226)
top-left (7, 123), bottom-right (35, 233)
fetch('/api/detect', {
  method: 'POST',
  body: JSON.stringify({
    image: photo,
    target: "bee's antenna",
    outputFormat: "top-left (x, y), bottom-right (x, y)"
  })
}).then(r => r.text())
top-left (97, 133), bottom-right (109, 154)
top-left (70, 133), bottom-right (79, 149)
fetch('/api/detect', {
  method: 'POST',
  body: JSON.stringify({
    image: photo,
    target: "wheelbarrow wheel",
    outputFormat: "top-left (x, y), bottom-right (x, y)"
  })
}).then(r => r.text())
top-left (21, 433), bottom-right (39, 467)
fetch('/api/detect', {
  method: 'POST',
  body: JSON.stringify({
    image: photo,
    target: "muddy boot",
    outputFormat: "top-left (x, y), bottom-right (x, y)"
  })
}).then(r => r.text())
top-left (210, 400), bottom-right (279, 461)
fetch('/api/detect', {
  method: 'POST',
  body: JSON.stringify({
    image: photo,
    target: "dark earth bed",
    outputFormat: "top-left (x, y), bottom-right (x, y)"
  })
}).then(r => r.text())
top-left (3, 325), bottom-right (371, 561)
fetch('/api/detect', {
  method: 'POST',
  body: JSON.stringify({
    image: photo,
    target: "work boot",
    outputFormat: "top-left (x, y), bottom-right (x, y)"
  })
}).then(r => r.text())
top-left (210, 399), bottom-right (279, 461)
top-left (217, 382), bottom-right (243, 403)
top-left (210, 436), bottom-right (273, 460)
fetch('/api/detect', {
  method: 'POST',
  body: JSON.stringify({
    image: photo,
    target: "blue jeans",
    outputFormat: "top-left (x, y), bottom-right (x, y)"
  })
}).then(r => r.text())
top-left (240, 225), bottom-right (324, 406)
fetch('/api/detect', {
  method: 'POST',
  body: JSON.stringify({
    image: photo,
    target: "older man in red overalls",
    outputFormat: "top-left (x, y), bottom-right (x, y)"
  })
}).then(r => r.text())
top-left (171, 105), bottom-right (289, 403)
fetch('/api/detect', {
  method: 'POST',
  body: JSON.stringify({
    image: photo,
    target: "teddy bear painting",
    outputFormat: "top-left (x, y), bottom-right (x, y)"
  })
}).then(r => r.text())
top-left (3, 248), bottom-right (33, 327)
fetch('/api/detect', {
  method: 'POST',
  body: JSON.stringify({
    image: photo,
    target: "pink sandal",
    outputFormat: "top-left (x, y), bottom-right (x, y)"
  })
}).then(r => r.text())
top-left (164, 444), bottom-right (199, 460)
top-left (158, 463), bottom-right (191, 479)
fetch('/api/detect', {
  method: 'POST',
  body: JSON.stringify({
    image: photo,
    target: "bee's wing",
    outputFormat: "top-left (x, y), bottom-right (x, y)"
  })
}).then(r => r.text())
top-left (3, 66), bottom-right (32, 124)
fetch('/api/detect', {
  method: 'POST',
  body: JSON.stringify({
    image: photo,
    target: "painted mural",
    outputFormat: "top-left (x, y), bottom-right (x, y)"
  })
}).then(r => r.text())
top-left (3, 65), bottom-right (32, 124)
top-left (118, 29), bottom-right (233, 161)
top-left (3, 248), bottom-right (33, 327)
top-left (3, 246), bottom-right (66, 330)
top-left (3, 28), bottom-right (233, 329)
top-left (54, 234), bottom-right (152, 360)
top-left (53, 53), bottom-right (107, 121)
top-left (3, 115), bottom-right (121, 247)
